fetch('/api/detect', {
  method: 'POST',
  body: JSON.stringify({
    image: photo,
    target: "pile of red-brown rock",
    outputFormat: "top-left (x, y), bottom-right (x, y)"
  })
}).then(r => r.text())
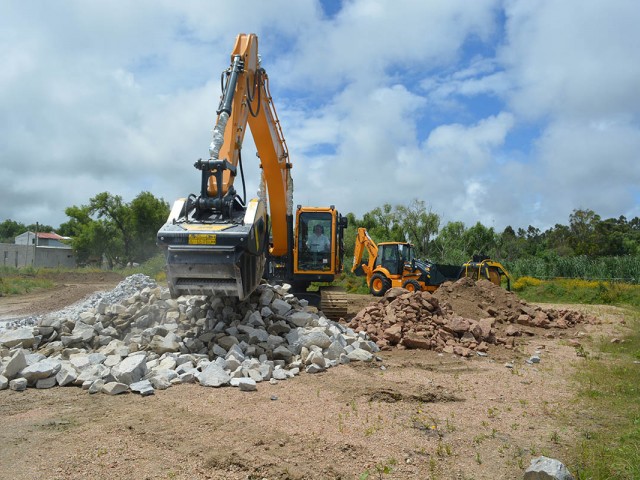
top-left (348, 277), bottom-right (598, 356)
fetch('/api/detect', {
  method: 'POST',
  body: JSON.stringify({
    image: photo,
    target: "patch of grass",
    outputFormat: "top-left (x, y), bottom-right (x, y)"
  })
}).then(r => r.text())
top-left (445, 416), bottom-right (456, 432)
top-left (0, 265), bottom-right (39, 276)
top-left (512, 277), bottom-right (640, 477)
top-left (0, 273), bottom-right (54, 296)
top-left (117, 253), bottom-right (167, 282)
top-left (514, 277), bottom-right (640, 307)
top-left (359, 457), bottom-right (397, 479)
top-left (312, 271), bottom-right (369, 294)
top-left (473, 433), bottom-right (488, 445)
top-left (567, 310), bottom-right (640, 479)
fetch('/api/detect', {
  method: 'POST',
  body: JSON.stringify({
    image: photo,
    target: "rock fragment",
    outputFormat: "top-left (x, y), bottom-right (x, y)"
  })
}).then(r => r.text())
top-left (10, 378), bottom-right (28, 391)
top-left (198, 362), bottom-right (231, 387)
top-left (0, 329), bottom-right (35, 349)
top-left (348, 277), bottom-right (594, 356)
top-left (112, 354), bottom-right (148, 385)
top-left (130, 380), bottom-right (155, 396)
top-left (1, 349), bottom-right (28, 379)
top-left (102, 382), bottom-right (129, 395)
top-left (524, 456), bottom-right (575, 480)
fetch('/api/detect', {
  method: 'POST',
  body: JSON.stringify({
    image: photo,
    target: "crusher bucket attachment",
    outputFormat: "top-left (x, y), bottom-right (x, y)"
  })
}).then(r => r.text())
top-left (157, 195), bottom-right (268, 300)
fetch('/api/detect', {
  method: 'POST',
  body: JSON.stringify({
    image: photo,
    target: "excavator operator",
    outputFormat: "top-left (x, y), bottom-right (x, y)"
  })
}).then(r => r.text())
top-left (304, 223), bottom-right (331, 269)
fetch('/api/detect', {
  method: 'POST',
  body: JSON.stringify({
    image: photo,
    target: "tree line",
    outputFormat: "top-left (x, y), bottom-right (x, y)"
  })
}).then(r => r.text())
top-left (2, 194), bottom-right (639, 280)
top-left (342, 199), bottom-right (640, 281)
top-left (0, 192), bottom-right (170, 268)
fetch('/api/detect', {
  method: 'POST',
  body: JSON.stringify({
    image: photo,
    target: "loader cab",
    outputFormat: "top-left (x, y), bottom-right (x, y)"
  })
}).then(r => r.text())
top-left (375, 242), bottom-right (414, 276)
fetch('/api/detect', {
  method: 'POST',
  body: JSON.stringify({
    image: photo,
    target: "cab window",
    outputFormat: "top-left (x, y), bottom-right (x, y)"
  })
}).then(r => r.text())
top-left (297, 212), bottom-right (332, 271)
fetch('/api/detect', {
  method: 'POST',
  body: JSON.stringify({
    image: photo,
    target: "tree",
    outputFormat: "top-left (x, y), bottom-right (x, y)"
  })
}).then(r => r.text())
top-left (569, 208), bottom-right (601, 255)
top-left (394, 199), bottom-right (440, 257)
top-left (61, 191), bottom-right (169, 267)
top-left (58, 206), bottom-right (92, 238)
top-left (26, 223), bottom-right (53, 234)
top-left (432, 221), bottom-right (467, 264)
top-left (495, 225), bottom-right (527, 261)
top-left (544, 224), bottom-right (573, 256)
top-left (462, 222), bottom-right (497, 258)
top-left (75, 219), bottom-right (123, 268)
top-left (342, 213), bottom-right (358, 260)
top-left (89, 193), bottom-right (134, 261)
top-left (0, 219), bottom-right (26, 243)
top-left (130, 192), bottom-right (171, 260)
top-left (360, 203), bottom-right (404, 243)
top-left (592, 217), bottom-right (626, 256)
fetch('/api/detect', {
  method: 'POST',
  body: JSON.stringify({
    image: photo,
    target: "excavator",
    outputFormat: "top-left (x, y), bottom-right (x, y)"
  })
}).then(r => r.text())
top-left (352, 227), bottom-right (511, 296)
top-left (156, 33), bottom-right (348, 318)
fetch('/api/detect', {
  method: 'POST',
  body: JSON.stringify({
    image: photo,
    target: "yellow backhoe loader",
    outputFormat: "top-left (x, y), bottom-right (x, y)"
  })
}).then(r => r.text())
top-left (157, 33), bottom-right (347, 317)
top-left (352, 227), bottom-right (511, 296)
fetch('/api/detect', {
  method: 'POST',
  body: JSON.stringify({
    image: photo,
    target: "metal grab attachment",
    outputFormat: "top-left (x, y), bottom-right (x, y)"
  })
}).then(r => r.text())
top-left (193, 158), bottom-right (239, 217)
top-left (192, 54), bottom-right (245, 221)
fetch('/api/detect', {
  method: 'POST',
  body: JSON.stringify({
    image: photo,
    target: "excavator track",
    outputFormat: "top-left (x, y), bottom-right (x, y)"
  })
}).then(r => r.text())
top-left (319, 286), bottom-right (348, 320)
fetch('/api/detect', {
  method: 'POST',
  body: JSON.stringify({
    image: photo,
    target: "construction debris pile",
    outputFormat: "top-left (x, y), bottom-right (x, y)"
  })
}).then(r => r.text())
top-left (0, 275), bottom-right (378, 395)
top-left (349, 277), bottom-right (597, 356)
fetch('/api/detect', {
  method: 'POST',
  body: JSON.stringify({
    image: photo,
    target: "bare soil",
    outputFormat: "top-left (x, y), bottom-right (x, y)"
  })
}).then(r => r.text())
top-left (0, 271), bottom-right (123, 321)
top-left (0, 279), bottom-right (630, 479)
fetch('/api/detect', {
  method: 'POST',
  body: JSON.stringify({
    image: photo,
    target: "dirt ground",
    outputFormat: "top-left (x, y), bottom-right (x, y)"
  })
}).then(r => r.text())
top-left (0, 271), bottom-right (123, 321)
top-left (0, 279), bottom-right (630, 479)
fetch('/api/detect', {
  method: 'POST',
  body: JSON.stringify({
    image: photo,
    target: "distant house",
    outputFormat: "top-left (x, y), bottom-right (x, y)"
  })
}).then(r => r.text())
top-left (15, 231), bottom-right (72, 247)
top-left (1, 231), bottom-right (75, 268)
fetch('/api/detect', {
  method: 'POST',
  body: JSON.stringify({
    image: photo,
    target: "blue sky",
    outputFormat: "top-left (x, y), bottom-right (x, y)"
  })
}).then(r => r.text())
top-left (1, 0), bottom-right (639, 233)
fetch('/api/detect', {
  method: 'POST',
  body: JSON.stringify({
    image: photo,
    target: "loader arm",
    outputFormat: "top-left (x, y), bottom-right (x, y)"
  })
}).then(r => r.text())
top-left (352, 227), bottom-right (379, 279)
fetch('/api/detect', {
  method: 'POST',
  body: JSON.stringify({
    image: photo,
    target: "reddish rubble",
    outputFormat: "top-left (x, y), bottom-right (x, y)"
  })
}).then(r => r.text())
top-left (348, 277), bottom-right (598, 357)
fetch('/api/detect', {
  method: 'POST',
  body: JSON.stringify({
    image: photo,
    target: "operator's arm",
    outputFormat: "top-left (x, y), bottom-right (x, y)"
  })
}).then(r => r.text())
top-left (323, 235), bottom-right (330, 252)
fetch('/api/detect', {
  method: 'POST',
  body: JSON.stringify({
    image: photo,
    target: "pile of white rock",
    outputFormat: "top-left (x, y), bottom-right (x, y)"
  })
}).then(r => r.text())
top-left (0, 276), bottom-right (378, 396)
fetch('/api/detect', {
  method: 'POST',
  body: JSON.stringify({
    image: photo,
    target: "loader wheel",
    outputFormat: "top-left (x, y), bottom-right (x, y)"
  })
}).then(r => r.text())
top-left (370, 273), bottom-right (391, 297)
top-left (402, 279), bottom-right (422, 293)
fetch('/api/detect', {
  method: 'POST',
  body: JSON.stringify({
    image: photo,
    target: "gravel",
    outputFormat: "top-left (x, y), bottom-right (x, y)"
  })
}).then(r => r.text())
top-left (0, 274), bottom-right (156, 333)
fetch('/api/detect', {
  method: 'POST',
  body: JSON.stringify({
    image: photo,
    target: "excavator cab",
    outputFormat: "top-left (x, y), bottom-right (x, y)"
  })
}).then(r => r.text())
top-left (297, 213), bottom-right (332, 271)
top-left (293, 206), bottom-right (345, 279)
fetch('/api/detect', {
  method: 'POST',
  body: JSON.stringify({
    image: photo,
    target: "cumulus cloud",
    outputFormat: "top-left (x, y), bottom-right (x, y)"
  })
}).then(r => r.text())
top-left (0, 1), bottom-right (319, 226)
top-left (530, 118), bottom-right (640, 219)
top-left (501, 0), bottom-right (640, 121)
top-left (0, 0), bottom-right (638, 235)
top-left (494, 0), bottom-right (640, 226)
top-left (273, 0), bottom-right (500, 91)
